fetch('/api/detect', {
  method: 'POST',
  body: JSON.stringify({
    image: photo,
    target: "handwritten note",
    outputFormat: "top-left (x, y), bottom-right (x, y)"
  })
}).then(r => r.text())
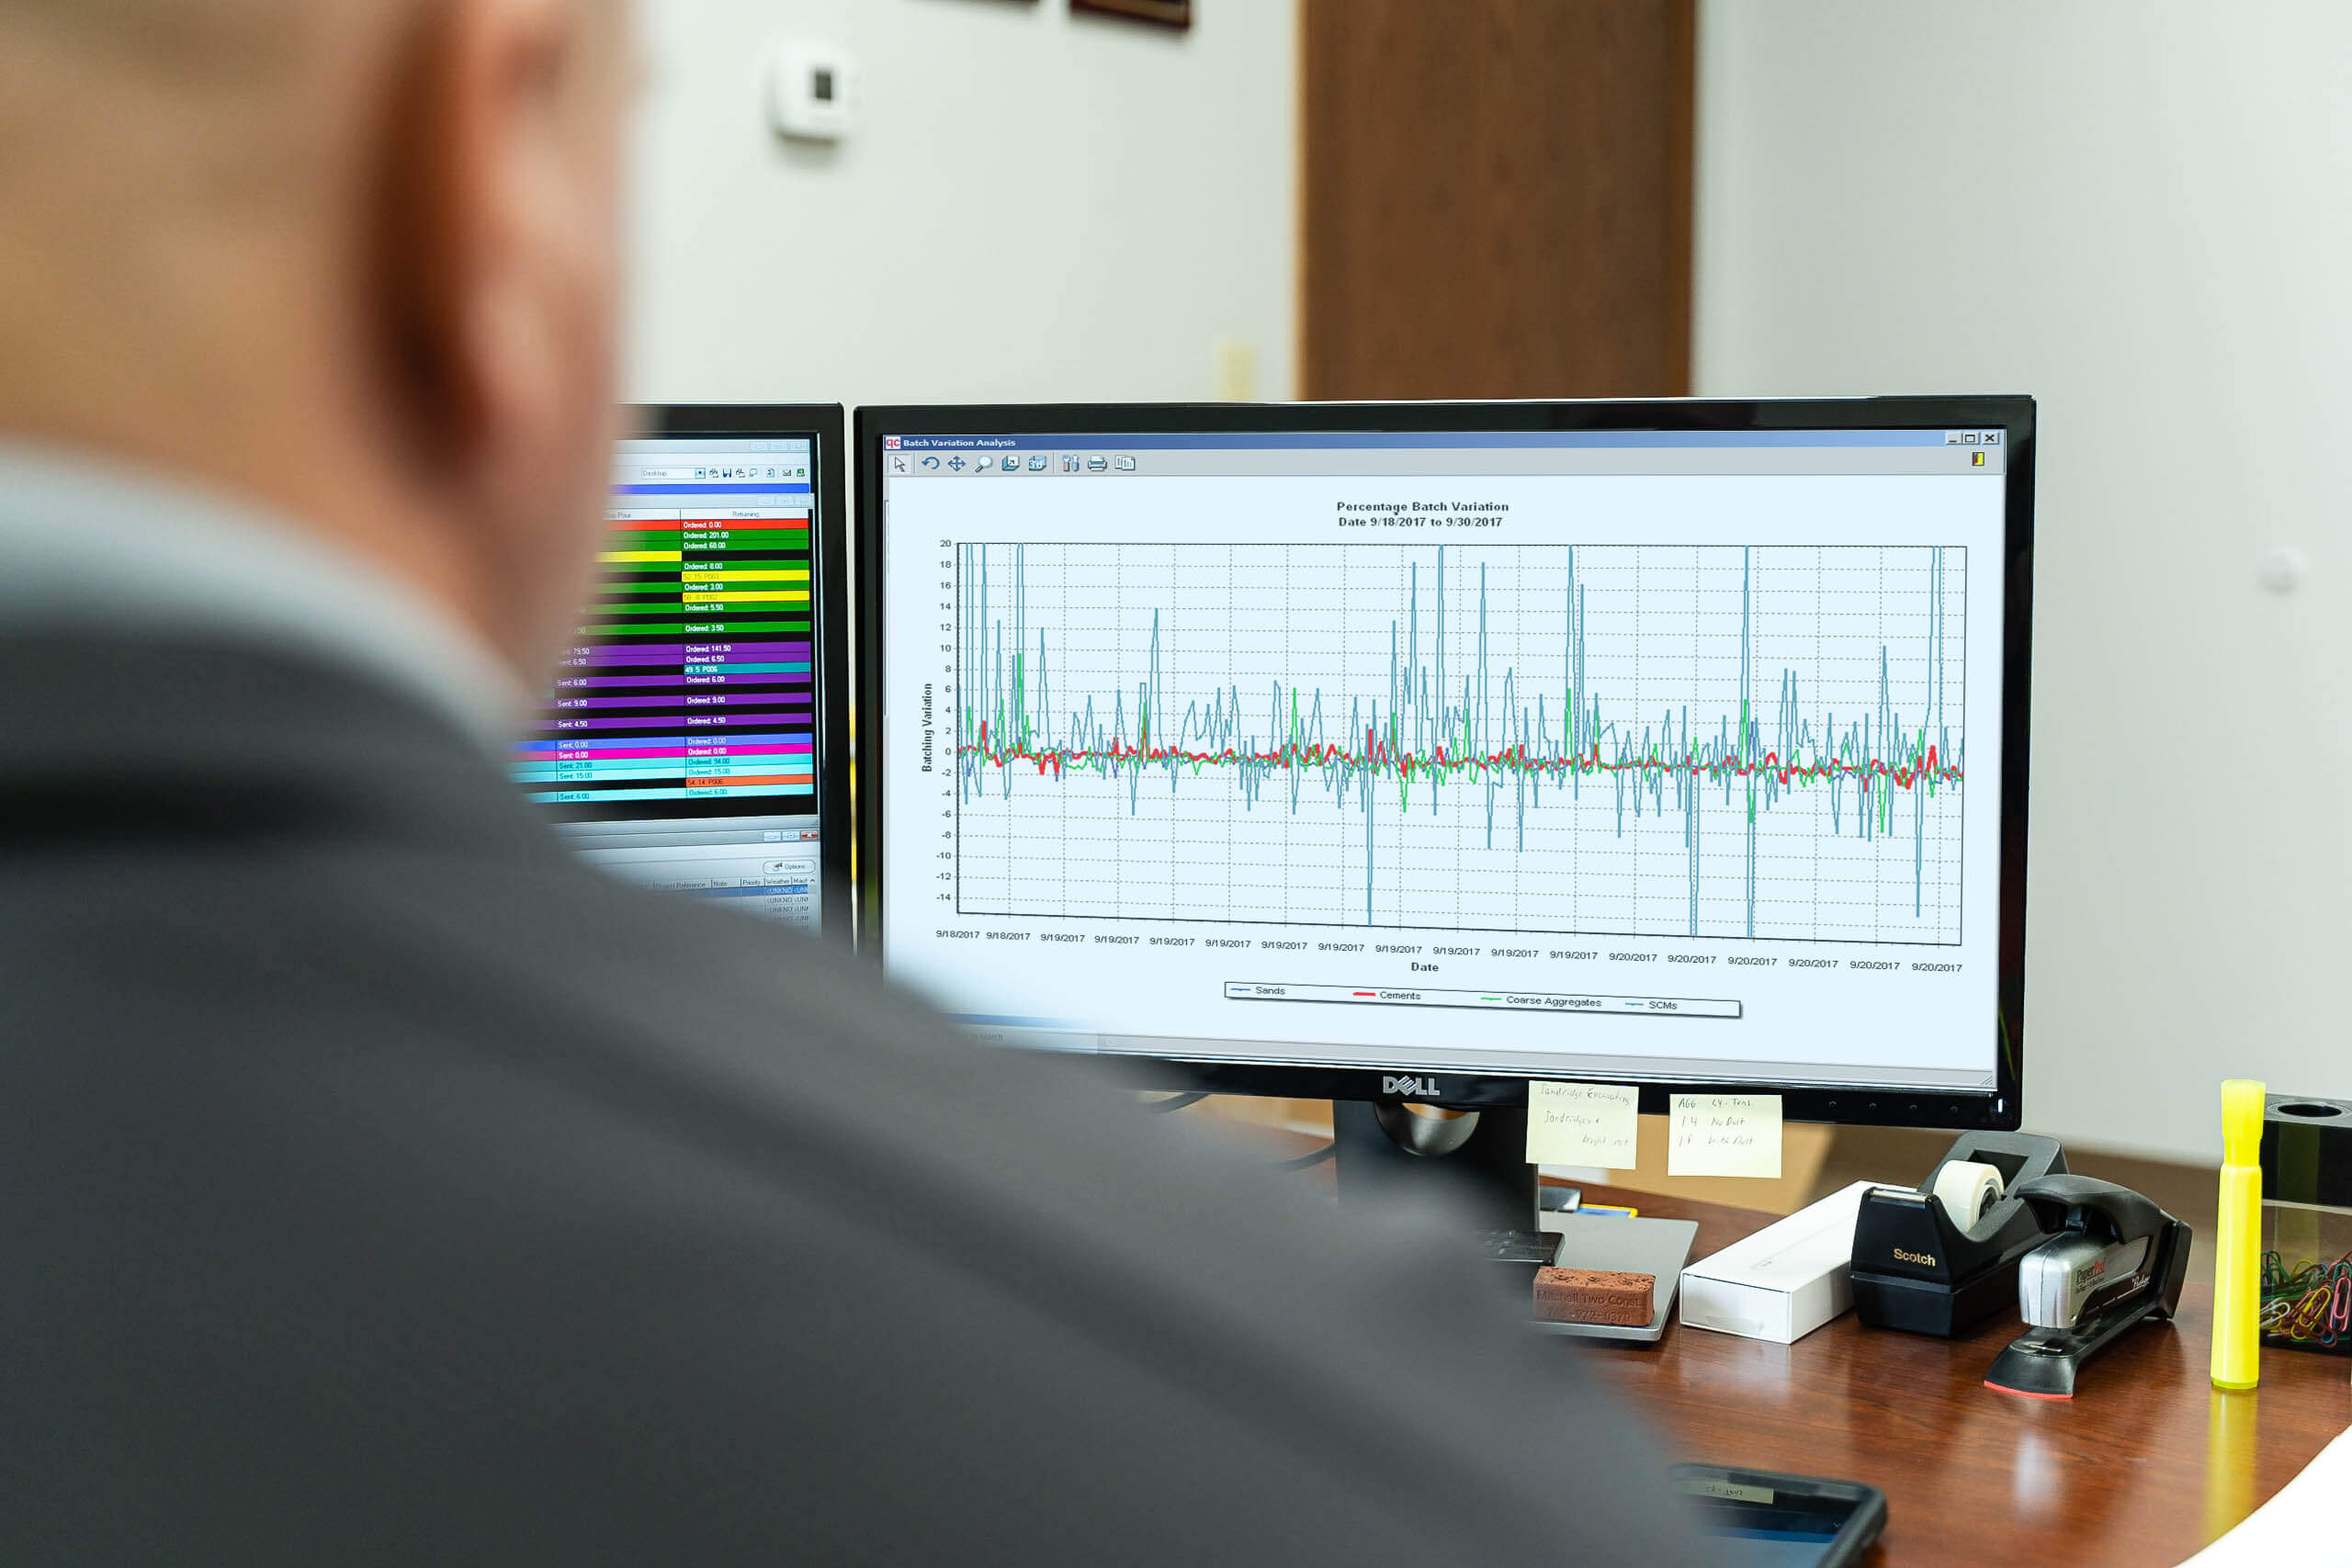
top-left (1668, 1092), bottom-right (1783, 1179)
top-left (1525, 1081), bottom-right (1640, 1168)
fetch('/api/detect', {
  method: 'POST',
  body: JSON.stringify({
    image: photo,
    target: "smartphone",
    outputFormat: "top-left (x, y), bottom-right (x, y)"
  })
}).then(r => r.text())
top-left (1672, 1463), bottom-right (1887, 1567)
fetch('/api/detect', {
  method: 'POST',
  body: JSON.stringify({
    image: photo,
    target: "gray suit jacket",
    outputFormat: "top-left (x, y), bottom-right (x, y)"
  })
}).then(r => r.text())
top-left (0, 632), bottom-right (1705, 1564)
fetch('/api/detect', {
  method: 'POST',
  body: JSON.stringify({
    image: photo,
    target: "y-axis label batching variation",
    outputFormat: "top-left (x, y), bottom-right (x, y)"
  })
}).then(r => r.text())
top-left (950, 542), bottom-right (1966, 945)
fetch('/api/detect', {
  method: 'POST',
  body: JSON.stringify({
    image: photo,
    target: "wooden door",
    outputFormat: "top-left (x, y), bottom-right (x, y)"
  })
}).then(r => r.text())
top-left (1300, 0), bottom-right (1695, 400)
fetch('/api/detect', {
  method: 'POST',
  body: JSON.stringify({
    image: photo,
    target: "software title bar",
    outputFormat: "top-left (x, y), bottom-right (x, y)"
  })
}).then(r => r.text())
top-left (885, 429), bottom-right (1971, 452)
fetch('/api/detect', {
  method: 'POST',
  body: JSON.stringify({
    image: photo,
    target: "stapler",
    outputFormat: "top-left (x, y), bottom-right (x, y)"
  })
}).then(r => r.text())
top-left (1850, 1130), bottom-right (2069, 1336)
top-left (1984, 1175), bottom-right (2193, 1400)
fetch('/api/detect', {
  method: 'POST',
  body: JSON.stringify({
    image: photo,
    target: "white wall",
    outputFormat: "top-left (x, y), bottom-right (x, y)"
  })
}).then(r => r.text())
top-left (625, 0), bottom-right (1296, 409)
top-left (1695, 1), bottom-right (2352, 1160)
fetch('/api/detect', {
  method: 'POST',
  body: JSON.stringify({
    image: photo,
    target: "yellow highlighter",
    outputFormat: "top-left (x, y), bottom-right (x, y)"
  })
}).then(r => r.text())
top-left (2211, 1079), bottom-right (2266, 1391)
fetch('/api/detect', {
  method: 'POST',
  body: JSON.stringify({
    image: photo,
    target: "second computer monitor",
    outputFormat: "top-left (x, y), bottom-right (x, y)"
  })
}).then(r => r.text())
top-left (516, 404), bottom-right (852, 940)
top-left (857, 400), bottom-right (2032, 1128)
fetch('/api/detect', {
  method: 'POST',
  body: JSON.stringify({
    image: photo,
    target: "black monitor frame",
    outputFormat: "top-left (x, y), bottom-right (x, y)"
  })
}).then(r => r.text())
top-left (855, 397), bottom-right (2033, 1130)
top-left (618, 403), bottom-right (854, 942)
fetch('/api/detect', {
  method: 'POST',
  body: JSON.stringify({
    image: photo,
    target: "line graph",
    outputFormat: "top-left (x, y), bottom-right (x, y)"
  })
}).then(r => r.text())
top-left (953, 542), bottom-right (1966, 944)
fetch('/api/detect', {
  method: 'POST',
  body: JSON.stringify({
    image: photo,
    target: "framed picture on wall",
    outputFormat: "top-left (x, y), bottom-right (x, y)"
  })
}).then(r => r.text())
top-left (1071, 0), bottom-right (1193, 28)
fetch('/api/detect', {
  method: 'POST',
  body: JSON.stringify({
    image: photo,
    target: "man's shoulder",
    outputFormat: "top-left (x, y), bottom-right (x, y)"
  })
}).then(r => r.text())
top-left (2, 813), bottom-right (1699, 1565)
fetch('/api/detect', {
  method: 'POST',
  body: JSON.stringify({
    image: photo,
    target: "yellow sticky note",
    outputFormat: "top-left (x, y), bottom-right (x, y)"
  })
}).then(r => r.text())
top-left (1525, 1081), bottom-right (1639, 1168)
top-left (1668, 1092), bottom-right (1783, 1179)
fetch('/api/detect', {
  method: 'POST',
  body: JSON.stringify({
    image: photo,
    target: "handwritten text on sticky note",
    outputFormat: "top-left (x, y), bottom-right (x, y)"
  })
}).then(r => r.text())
top-left (1668, 1093), bottom-right (1783, 1179)
top-left (1525, 1081), bottom-right (1640, 1168)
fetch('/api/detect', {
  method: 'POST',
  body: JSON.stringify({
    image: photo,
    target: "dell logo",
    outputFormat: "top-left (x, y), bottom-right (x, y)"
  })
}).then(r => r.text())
top-left (1382, 1075), bottom-right (1442, 1097)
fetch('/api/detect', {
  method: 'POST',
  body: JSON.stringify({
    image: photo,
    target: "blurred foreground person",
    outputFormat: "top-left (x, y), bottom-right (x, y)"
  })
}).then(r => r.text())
top-left (0, 2), bottom-right (1702, 1562)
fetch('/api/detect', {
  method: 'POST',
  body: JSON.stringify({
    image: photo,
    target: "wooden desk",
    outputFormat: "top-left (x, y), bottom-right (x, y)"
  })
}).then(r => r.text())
top-left (1570, 1185), bottom-right (2351, 1566)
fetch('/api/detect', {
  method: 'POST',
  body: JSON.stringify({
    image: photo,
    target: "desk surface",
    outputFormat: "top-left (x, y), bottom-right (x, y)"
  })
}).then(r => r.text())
top-left (1570, 1184), bottom-right (2351, 1567)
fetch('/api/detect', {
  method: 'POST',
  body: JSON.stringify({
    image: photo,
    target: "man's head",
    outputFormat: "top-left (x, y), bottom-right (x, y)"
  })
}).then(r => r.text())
top-left (0, 0), bottom-right (633, 682)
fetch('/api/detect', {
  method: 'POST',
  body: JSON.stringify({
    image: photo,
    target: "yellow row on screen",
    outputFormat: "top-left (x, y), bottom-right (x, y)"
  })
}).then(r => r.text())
top-left (680, 591), bottom-right (814, 604)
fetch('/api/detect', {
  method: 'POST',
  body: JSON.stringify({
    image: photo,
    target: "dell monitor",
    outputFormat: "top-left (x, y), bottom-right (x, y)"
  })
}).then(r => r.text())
top-left (516, 404), bottom-right (852, 939)
top-left (856, 400), bottom-right (2032, 1220)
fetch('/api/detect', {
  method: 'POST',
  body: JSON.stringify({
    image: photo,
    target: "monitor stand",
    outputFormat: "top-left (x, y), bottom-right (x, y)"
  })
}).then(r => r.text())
top-left (1331, 1100), bottom-right (1699, 1342)
top-left (1331, 1100), bottom-right (1536, 1233)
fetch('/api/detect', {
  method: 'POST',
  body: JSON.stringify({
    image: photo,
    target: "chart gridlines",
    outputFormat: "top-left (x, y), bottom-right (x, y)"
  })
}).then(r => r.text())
top-left (952, 541), bottom-right (1967, 946)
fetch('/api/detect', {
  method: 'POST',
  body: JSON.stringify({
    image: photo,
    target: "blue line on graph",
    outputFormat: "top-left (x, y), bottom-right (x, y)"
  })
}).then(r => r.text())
top-left (956, 544), bottom-right (1962, 935)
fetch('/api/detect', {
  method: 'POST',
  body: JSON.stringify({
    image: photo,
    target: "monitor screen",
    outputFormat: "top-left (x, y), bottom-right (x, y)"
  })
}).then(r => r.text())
top-left (517, 410), bottom-right (847, 938)
top-left (863, 405), bottom-right (2028, 1121)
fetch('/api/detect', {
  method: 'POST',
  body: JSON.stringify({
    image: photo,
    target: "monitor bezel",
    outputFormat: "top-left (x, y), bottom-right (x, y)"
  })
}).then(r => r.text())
top-left (625, 403), bottom-right (854, 942)
top-left (854, 397), bottom-right (2033, 1129)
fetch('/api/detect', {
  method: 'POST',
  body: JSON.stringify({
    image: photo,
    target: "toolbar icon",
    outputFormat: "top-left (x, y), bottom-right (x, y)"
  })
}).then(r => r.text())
top-left (1027, 454), bottom-right (1048, 471)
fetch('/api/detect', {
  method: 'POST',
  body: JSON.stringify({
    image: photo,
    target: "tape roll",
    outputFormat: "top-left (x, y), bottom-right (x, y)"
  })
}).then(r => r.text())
top-left (1930, 1159), bottom-right (2007, 1232)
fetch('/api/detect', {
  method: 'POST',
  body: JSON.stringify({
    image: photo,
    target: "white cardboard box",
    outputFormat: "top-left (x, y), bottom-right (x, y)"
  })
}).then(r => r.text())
top-left (1678, 1180), bottom-right (1879, 1344)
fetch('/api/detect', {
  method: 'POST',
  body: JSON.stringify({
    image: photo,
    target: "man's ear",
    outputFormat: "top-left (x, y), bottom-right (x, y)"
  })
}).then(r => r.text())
top-left (370, 0), bottom-right (582, 478)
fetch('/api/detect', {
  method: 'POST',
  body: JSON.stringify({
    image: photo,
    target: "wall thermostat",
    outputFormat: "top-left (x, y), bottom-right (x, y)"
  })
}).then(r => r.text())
top-left (768, 39), bottom-right (858, 142)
